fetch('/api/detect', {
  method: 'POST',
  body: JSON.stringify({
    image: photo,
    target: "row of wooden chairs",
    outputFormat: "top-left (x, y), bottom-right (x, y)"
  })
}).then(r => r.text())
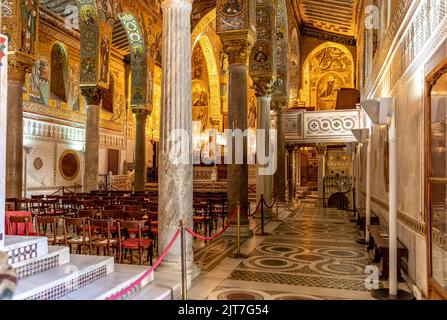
top-left (8, 216), bottom-right (154, 265)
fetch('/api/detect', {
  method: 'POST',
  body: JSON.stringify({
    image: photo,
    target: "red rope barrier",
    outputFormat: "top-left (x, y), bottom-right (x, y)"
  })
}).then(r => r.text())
top-left (263, 193), bottom-right (278, 209)
top-left (186, 205), bottom-right (238, 241)
top-left (106, 227), bottom-right (181, 300)
top-left (248, 198), bottom-right (262, 218)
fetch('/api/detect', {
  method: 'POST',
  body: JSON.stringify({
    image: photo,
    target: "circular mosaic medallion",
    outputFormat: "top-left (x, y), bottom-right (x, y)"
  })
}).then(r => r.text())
top-left (33, 157), bottom-right (43, 170)
top-left (59, 150), bottom-right (80, 181)
top-left (211, 289), bottom-right (267, 300)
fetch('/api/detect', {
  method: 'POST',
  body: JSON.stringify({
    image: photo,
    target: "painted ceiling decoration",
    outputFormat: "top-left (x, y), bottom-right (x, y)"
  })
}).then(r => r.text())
top-left (293, 0), bottom-right (360, 38)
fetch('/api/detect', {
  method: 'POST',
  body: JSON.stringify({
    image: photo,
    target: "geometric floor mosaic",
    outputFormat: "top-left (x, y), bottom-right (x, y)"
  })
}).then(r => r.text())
top-left (190, 202), bottom-right (392, 300)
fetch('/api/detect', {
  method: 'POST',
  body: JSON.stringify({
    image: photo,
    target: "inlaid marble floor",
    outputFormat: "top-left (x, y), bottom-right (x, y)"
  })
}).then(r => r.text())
top-left (189, 202), bottom-right (400, 300)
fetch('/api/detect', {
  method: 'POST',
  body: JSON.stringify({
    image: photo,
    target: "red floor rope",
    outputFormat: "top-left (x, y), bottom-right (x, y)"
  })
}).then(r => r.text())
top-left (106, 227), bottom-right (181, 300)
top-left (186, 206), bottom-right (238, 241)
top-left (263, 193), bottom-right (278, 209)
top-left (248, 199), bottom-right (262, 218)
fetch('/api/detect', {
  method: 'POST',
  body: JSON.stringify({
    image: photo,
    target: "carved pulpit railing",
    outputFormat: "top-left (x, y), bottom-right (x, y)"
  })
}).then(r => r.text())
top-left (283, 108), bottom-right (362, 144)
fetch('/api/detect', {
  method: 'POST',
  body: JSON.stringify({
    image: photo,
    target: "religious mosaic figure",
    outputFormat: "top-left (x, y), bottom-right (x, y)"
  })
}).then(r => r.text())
top-left (85, 9), bottom-right (95, 26)
top-left (248, 96), bottom-right (257, 129)
top-left (254, 45), bottom-right (268, 63)
top-left (100, 36), bottom-right (109, 83)
top-left (222, 0), bottom-right (241, 15)
top-left (193, 88), bottom-right (208, 107)
top-left (97, 0), bottom-right (120, 24)
top-left (319, 75), bottom-right (337, 100)
top-left (20, 0), bottom-right (37, 55)
top-left (193, 47), bottom-right (203, 79)
top-left (68, 65), bottom-right (80, 111)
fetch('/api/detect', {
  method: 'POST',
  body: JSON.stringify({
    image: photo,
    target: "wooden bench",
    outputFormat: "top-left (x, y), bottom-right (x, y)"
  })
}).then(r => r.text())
top-left (368, 225), bottom-right (408, 281)
top-left (357, 209), bottom-right (379, 232)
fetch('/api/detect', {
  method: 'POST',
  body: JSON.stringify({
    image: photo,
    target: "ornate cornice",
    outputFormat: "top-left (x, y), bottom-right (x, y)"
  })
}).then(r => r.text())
top-left (39, 10), bottom-right (81, 41)
top-left (253, 76), bottom-right (275, 97)
top-left (81, 87), bottom-right (105, 106)
top-left (7, 52), bottom-right (34, 82)
top-left (301, 26), bottom-right (356, 47)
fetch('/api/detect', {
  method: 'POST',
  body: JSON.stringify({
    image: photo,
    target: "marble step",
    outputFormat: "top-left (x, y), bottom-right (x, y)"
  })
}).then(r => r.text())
top-left (13, 246), bottom-right (70, 280)
top-left (4, 236), bottom-right (48, 265)
top-left (127, 276), bottom-right (181, 300)
top-left (58, 264), bottom-right (154, 300)
top-left (13, 254), bottom-right (114, 300)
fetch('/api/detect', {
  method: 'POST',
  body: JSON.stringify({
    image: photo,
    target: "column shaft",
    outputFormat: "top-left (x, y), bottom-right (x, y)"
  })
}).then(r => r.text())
top-left (6, 80), bottom-right (24, 199)
top-left (317, 144), bottom-right (327, 207)
top-left (256, 96), bottom-right (272, 217)
top-left (273, 111), bottom-right (286, 202)
top-left (82, 89), bottom-right (102, 193)
top-left (159, 0), bottom-right (194, 264)
top-left (134, 111), bottom-right (147, 192)
top-left (227, 64), bottom-right (249, 226)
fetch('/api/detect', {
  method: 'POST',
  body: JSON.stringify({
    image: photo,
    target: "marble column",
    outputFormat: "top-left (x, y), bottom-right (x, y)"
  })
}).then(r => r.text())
top-left (296, 149), bottom-right (301, 188)
top-left (273, 108), bottom-right (286, 202)
top-left (286, 145), bottom-right (294, 202)
top-left (82, 88), bottom-right (103, 193)
top-left (316, 144), bottom-right (327, 207)
top-left (5, 56), bottom-right (32, 199)
top-left (0, 46), bottom-right (9, 248)
top-left (226, 63), bottom-right (251, 237)
top-left (158, 0), bottom-right (194, 265)
top-left (134, 110), bottom-right (148, 192)
top-left (256, 95), bottom-right (273, 218)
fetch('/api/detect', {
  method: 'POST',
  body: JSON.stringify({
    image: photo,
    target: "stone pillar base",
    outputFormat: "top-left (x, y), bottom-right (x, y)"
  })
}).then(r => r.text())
top-left (223, 224), bottom-right (253, 238)
top-left (157, 261), bottom-right (201, 290)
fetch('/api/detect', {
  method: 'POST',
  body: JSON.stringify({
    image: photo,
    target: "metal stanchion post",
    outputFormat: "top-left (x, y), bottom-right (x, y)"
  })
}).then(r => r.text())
top-left (180, 222), bottom-right (187, 300)
top-left (261, 195), bottom-right (264, 235)
top-left (237, 202), bottom-right (241, 256)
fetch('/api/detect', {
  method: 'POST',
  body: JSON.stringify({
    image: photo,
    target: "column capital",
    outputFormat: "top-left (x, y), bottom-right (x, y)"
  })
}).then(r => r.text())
top-left (133, 108), bottom-right (149, 119)
top-left (221, 32), bottom-right (255, 65)
top-left (7, 52), bottom-right (34, 83)
top-left (81, 87), bottom-right (105, 105)
top-left (316, 143), bottom-right (327, 156)
top-left (161, 0), bottom-right (193, 10)
top-left (253, 76), bottom-right (275, 97)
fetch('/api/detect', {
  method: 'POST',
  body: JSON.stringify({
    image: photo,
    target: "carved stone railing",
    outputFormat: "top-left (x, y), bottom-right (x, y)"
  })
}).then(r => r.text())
top-left (283, 108), bottom-right (361, 144)
top-left (193, 166), bottom-right (217, 182)
top-left (110, 172), bottom-right (134, 191)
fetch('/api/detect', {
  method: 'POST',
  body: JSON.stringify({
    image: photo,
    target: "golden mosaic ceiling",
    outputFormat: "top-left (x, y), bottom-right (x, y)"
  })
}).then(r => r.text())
top-left (294, 0), bottom-right (360, 37)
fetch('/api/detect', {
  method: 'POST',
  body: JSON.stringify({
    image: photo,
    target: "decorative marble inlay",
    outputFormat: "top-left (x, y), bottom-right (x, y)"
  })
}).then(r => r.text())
top-left (32, 157), bottom-right (43, 170)
top-left (25, 265), bottom-right (107, 300)
top-left (7, 243), bottom-right (38, 265)
top-left (15, 255), bottom-right (60, 279)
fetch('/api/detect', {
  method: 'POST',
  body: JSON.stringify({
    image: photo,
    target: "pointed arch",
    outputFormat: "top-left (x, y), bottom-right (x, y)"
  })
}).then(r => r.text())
top-left (50, 42), bottom-right (69, 102)
top-left (191, 9), bottom-right (221, 129)
top-left (301, 42), bottom-right (355, 110)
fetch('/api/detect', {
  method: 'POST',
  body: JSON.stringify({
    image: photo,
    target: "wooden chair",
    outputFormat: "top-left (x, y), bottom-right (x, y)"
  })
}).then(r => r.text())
top-left (8, 216), bottom-right (37, 236)
top-left (193, 202), bottom-right (213, 238)
top-left (16, 199), bottom-right (31, 212)
top-left (41, 199), bottom-right (64, 217)
top-left (63, 218), bottom-right (89, 254)
top-left (88, 219), bottom-right (118, 257)
top-left (117, 220), bottom-right (153, 265)
top-left (35, 216), bottom-right (65, 245)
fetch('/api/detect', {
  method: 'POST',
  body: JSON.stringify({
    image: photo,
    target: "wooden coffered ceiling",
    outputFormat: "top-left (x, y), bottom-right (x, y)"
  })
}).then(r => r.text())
top-left (293, 0), bottom-right (361, 38)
